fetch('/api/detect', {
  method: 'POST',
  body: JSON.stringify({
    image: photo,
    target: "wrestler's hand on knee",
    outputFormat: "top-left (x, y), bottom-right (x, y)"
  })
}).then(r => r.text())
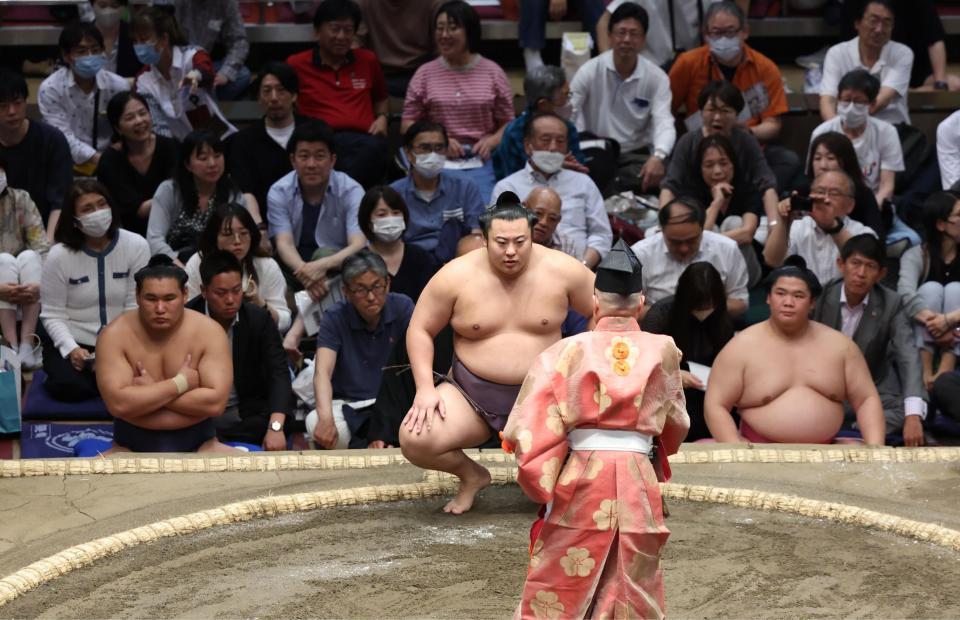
top-left (404, 387), bottom-right (446, 434)
top-left (178, 354), bottom-right (200, 391)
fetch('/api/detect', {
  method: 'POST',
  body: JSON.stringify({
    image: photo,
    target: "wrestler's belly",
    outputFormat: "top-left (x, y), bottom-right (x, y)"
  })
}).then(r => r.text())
top-left (454, 330), bottom-right (561, 384)
top-left (739, 386), bottom-right (843, 443)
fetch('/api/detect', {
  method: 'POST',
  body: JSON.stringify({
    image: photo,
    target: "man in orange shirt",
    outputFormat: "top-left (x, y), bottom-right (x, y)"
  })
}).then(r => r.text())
top-left (668, 1), bottom-right (801, 193)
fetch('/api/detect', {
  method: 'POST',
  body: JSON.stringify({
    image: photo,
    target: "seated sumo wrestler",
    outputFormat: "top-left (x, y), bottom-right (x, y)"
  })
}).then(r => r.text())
top-left (704, 256), bottom-right (886, 445)
top-left (95, 255), bottom-right (239, 453)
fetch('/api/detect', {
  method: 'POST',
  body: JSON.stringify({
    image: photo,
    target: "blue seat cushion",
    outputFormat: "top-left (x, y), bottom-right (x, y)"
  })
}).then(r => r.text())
top-left (22, 370), bottom-right (111, 421)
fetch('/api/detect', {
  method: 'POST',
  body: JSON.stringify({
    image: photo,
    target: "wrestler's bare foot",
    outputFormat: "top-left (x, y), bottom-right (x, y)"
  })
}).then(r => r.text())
top-left (102, 443), bottom-right (132, 456)
top-left (197, 438), bottom-right (244, 453)
top-left (443, 462), bottom-right (492, 515)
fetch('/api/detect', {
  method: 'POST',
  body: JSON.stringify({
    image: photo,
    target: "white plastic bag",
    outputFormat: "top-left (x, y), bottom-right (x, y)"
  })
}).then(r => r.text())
top-left (561, 32), bottom-right (593, 82)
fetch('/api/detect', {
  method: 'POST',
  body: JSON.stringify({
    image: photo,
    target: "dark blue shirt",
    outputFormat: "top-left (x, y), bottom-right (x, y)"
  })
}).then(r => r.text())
top-left (390, 173), bottom-right (485, 264)
top-left (316, 292), bottom-right (414, 400)
top-left (298, 199), bottom-right (322, 260)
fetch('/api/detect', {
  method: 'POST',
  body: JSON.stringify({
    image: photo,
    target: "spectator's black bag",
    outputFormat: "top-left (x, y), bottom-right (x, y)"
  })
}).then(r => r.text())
top-left (895, 123), bottom-right (932, 192)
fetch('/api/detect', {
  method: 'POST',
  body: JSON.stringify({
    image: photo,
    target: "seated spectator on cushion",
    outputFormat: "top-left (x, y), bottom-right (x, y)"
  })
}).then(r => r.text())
top-left (697, 133), bottom-right (762, 286)
top-left (668, 2), bottom-right (800, 193)
top-left (806, 131), bottom-right (885, 238)
top-left (819, 0), bottom-right (912, 126)
top-left (401, 0), bottom-right (515, 201)
top-left (810, 70), bottom-right (903, 208)
top-left (87, 0), bottom-right (143, 78)
top-left (812, 234), bottom-right (928, 446)
top-left (492, 112), bottom-right (613, 267)
top-left (228, 62), bottom-right (306, 219)
top-left (390, 120), bottom-right (485, 264)
top-left (97, 91), bottom-right (178, 236)
top-left (493, 64), bottom-right (586, 181)
top-left (764, 170), bottom-right (877, 285)
top-left (937, 110), bottom-right (960, 191)
top-left (185, 203), bottom-right (291, 332)
top-left (642, 261), bottom-right (735, 441)
top-left (147, 129), bottom-right (264, 264)
top-left (630, 197), bottom-right (749, 316)
top-left (174, 0), bottom-right (251, 100)
top-left (660, 80), bottom-right (780, 230)
top-left (39, 20), bottom-right (130, 173)
top-left (356, 0), bottom-right (443, 98)
top-left (358, 186), bottom-right (438, 303)
top-left (286, 0), bottom-right (388, 189)
top-left (186, 251), bottom-right (293, 450)
top-left (0, 153), bottom-right (50, 370)
top-left (570, 2), bottom-right (675, 194)
top-left (897, 192), bottom-right (960, 390)
top-left (131, 8), bottom-right (231, 140)
top-left (268, 120), bottom-right (366, 300)
top-left (39, 179), bottom-right (149, 401)
top-left (306, 250), bottom-right (414, 449)
top-left (0, 69), bottom-right (74, 239)
top-left (705, 256), bottom-right (886, 445)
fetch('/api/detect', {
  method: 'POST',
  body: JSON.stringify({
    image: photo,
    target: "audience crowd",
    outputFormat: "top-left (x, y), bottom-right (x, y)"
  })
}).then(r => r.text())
top-left (2, 0), bottom-right (960, 453)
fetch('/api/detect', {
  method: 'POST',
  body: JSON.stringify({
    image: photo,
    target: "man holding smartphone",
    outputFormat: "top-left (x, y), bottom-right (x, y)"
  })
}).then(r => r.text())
top-left (763, 169), bottom-right (876, 284)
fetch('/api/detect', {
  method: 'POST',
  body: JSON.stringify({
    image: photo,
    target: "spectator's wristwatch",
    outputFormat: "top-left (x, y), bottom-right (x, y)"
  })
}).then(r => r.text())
top-left (934, 81), bottom-right (949, 91)
top-left (270, 421), bottom-right (283, 432)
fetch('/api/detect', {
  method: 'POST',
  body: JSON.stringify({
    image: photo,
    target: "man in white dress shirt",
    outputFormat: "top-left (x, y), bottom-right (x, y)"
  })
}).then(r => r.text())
top-left (38, 21), bottom-right (129, 171)
top-left (631, 196), bottom-right (748, 316)
top-left (569, 2), bottom-right (675, 194)
top-left (491, 112), bottom-right (613, 268)
top-left (819, 0), bottom-right (913, 126)
top-left (763, 170), bottom-right (876, 285)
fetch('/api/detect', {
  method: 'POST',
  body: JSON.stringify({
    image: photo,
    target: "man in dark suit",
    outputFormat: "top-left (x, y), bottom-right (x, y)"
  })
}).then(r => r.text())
top-left (812, 234), bottom-right (927, 446)
top-left (187, 250), bottom-right (293, 450)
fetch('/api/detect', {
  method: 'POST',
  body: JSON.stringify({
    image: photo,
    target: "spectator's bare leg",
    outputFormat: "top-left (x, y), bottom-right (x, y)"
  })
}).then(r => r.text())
top-left (197, 437), bottom-right (244, 453)
top-left (19, 300), bottom-right (39, 350)
top-left (0, 308), bottom-right (17, 348)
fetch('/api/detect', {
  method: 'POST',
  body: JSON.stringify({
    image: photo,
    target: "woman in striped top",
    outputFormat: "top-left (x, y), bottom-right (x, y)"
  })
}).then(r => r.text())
top-left (401, 0), bottom-right (515, 201)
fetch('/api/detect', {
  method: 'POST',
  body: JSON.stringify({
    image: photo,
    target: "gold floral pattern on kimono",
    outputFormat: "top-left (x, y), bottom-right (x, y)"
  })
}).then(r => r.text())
top-left (559, 547), bottom-right (596, 578)
top-left (545, 402), bottom-right (573, 435)
top-left (530, 591), bottom-right (565, 619)
top-left (593, 499), bottom-right (619, 530)
top-left (554, 341), bottom-right (584, 377)
top-left (594, 383), bottom-right (611, 413)
top-left (539, 457), bottom-right (560, 493)
top-left (604, 336), bottom-right (639, 376)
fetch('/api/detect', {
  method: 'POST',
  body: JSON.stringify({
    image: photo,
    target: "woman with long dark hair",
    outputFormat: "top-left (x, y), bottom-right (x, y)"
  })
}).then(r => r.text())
top-left (146, 129), bottom-right (264, 264)
top-left (642, 261), bottom-right (735, 440)
top-left (40, 179), bottom-right (149, 400)
top-left (806, 131), bottom-right (885, 237)
top-left (898, 191), bottom-right (960, 388)
top-left (97, 91), bottom-right (178, 235)
top-left (184, 203), bottom-right (290, 331)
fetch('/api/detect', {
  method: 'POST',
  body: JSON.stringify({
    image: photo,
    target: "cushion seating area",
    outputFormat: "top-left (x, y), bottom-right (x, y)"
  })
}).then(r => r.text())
top-left (22, 369), bottom-right (111, 421)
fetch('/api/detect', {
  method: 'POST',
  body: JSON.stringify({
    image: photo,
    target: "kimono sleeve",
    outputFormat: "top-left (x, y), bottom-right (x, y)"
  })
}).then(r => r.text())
top-left (503, 351), bottom-right (570, 505)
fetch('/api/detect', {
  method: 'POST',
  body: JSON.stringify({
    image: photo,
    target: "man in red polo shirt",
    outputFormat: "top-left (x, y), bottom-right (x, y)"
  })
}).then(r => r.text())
top-left (668, 1), bottom-right (801, 194)
top-left (287, 0), bottom-right (389, 188)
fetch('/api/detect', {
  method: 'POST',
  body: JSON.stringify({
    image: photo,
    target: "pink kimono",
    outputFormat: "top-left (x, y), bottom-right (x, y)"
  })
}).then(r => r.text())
top-left (503, 316), bottom-right (689, 619)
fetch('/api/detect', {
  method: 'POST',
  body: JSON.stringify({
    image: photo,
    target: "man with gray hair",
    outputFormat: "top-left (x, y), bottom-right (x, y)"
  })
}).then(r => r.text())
top-left (306, 250), bottom-right (414, 450)
top-left (763, 169), bottom-right (877, 284)
top-left (492, 64), bottom-right (586, 180)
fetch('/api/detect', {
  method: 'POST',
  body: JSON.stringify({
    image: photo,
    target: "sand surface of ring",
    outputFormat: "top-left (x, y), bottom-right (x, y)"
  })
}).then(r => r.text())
top-left (3, 484), bottom-right (959, 619)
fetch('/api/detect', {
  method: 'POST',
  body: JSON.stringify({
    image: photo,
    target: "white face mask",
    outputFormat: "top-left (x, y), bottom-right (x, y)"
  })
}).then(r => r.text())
top-left (372, 215), bottom-right (405, 243)
top-left (837, 101), bottom-right (870, 129)
top-left (692, 307), bottom-right (714, 322)
top-left (0, 170), bottom-right (7, 194)
top-left (76, 208), bottom-right (113, 238)
top-left (412, 152), bottom-right (446, 179)
top-left (94, 6), bottom-right (121, 29)
top-left (530, 150), bottom-right (565, 175)
top-left (708, 35), bottom-right (741, 63)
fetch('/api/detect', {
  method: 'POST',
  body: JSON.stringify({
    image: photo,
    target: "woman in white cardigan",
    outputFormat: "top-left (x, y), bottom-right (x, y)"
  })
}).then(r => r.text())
top-left (40, 179), bottom-right (150, 401)
top-left (184, 203), bottom-right (291, 332)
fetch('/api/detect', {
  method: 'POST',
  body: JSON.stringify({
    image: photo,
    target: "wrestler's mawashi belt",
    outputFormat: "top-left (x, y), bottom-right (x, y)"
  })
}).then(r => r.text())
top-left (567, 429), bottom-right (654, 454)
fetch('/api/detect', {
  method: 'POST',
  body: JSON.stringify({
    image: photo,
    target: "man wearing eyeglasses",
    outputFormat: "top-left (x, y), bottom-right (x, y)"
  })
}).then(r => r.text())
top-left (307, 250), bottom-right (414, 450)
top-left (820, 0), bottom-right (912, 126)
top-left (763, 169), bottom-right (877, 284)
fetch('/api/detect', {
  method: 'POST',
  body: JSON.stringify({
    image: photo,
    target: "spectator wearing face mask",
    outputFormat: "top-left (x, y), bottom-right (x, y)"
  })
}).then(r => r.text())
top-left (357, 186), bottom-right (438, 303)
top-left (810, 69), bottom-right (903, 208)
top-left (86, 0), bottom-right (143, 78)
top-left (390, 121), bottom-right (485, 265)
top-left (38, 21), bottom-right (130, 172)
top-left (493, 65), bottom-right (586, 182)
